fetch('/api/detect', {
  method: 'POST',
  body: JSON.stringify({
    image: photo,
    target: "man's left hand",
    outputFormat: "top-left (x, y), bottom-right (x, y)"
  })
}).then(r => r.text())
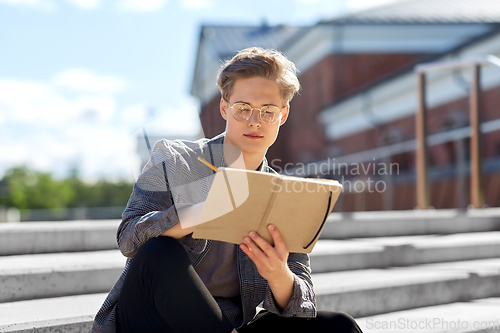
top-left (239, 224), bottom-right (293, 286)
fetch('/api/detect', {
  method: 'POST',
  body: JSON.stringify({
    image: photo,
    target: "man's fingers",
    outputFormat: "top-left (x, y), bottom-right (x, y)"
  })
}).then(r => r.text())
top-left (268, 224), bottom-right (288, 254)
top-left (240, 243), bottom-right (257, 262)
top-left (243, 235), bottom-right (268, 261)
top-left (249, 231), bottom-right (274, 254)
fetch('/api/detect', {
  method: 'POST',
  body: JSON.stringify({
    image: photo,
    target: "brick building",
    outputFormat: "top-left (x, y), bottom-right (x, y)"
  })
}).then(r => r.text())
top-left (190, 0), bottom-right (500, 211)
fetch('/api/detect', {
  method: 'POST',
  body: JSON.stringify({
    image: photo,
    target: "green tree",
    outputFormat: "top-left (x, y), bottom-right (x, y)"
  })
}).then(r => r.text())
top-left (0, 166), bottom-right (133, 210)
top-left (0, 166), bottom-right (75, 209)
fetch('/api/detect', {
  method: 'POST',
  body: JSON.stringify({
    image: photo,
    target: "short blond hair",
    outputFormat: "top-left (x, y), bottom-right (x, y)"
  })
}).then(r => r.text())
top-left (216, 47), bottom-right (300, 105)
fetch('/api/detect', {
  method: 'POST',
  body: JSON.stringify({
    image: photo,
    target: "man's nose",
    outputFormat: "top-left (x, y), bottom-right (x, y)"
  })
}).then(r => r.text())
top-left (248, 108), bottom-right (261, 126)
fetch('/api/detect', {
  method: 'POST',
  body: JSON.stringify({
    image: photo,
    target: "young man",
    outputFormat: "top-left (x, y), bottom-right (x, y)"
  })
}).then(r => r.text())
top-left (92, 47), bottom-right (362, 333)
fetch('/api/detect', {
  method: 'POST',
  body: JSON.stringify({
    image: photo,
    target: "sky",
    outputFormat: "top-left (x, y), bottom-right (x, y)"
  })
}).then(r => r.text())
top-left (0, 0), bottom-right (404, 182)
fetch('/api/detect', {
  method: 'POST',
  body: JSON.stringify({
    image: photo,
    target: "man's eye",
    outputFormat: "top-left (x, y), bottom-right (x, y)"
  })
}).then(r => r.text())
top-left (262, 109), bottom-right (276, 115)
top-left (238, 107), bottom-right (251, 112)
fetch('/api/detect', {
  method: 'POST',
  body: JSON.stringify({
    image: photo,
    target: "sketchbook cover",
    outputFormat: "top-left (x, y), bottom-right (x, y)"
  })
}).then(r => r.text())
top-left (192, 168), bottom-right (342, 253)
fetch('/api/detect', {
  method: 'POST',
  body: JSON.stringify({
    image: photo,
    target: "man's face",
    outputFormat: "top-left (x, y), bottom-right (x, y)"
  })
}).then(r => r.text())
top-left (220, 76), bottom-right (289, 163)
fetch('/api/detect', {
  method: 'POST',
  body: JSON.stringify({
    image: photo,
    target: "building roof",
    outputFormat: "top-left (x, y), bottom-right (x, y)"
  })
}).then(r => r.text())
top-left (321, 0), bottom-right (500, 24)
top-left (199, 24), bottom-right (305, 59)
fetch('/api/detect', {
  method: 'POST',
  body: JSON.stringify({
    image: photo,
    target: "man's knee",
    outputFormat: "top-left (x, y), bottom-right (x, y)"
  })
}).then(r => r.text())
top-left (316, 311), bottom-right (362, 333)
top-left (134, 236), bottom-right (189, 269)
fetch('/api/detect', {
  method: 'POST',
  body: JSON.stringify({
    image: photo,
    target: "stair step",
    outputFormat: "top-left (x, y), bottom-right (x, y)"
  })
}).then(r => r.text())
top-left (356, 297), bottom-right (500, 333)
top-left (310, 232), bottom-right (500, 272)
top-left (313, 258), bottom-right (500, 318)
top-left (0, 220), bottom-right (120, 255)
top-left (0, 293), bottom-right (107, 333)
top-left (1, 295), bottom-right (499, 333)
top-left (0, 250), bottom-right (125, 303)
top-left (322, 208), bottom-right (500, 239)
top-left (1, 208), bottom-right (499, 256)
top-left (2, 232), bottom-right (499, 303)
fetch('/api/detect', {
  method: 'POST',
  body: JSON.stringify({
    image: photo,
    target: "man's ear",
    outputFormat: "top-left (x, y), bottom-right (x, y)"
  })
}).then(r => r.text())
top-left (279, 105), bottom-right (290, 126)
top-left (220, 98), bottom-right (228, 120)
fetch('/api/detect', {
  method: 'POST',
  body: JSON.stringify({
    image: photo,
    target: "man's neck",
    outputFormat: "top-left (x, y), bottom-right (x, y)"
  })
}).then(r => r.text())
top-left (242, 152), bottom-right (266, 171)
top-left (222, 142), bottom-right (266, 171)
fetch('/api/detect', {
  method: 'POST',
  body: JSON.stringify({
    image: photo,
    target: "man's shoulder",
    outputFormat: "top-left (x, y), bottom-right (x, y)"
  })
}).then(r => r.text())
top-left (152, 133), bottom-right (224, 154)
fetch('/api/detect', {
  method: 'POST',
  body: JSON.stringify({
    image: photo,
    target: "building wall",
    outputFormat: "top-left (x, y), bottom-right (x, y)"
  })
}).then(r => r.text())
top-left (337, 173), bottom-right (500, 211)
top-left (333, 85), bottom-right (500, 161)
top-left (276, 53), bottom-right (425, 166)
top-left (329, 84), bottom-right (500, 211)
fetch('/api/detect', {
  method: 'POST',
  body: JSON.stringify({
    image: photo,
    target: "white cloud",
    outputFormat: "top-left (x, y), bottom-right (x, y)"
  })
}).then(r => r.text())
top-left (61, 123), bottom-right (135, 181)
top-left (0, 77), bottom-right (134, 181)
top-left (0, 73), bottom-right (202, 181)
top-left (73, 94), bottom-right (117, 123)
top-left (143, 109), bottom-right (201, 137)
top-left (53, 68), bottom-right (127, 94)
top-left (63, 0), bottom-right (100, 10)
top-left (0, 0), bottom-right (56, 11)
top-left (0, 79), bottom-right (71, 125)
top-left (0, 77), bottom-right (119, 129)
top-left (121, 104), bottom-right (150, 125)
top-left (181, 0), bottom-right (212, 10)
top-left (120, 103), bottom-right (202, 140)
top-left (0, 76), bottom-right (199, 181)
top-left (0, 122), bottom-right (135, 182)
top-left (119, 0), bottom-right (166, 11)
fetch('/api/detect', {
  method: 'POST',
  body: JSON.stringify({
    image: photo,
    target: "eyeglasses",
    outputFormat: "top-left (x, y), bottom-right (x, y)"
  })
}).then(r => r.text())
top-left (227, 102), bottom-right (283, 124)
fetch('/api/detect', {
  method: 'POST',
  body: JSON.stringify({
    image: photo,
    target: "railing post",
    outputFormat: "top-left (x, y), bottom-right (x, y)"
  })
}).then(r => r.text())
top-left (416, 71), bottom-right (430, 209)
top-left (470, 64), bottom-right (484, 208)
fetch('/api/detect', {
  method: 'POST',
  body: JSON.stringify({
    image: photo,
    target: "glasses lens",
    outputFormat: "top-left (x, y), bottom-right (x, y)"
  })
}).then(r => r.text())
top-left (232, 103), bottom-right (252, 121)
top-left (260, 106), bottom-right (280, 124)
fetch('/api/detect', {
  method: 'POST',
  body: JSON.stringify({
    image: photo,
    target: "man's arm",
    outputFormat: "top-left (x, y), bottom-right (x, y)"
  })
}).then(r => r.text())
top-left (267, 265), bottom-right (295, 311)
top-left (117, 140), bottom-right (193, 257)
top-left (239, 224), bottom-right (297, 311)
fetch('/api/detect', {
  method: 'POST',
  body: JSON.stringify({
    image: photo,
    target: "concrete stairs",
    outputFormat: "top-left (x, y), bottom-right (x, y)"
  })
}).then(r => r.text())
top-left (0, 220), bottom-right (122, 332)
top-left (0, 209), bottom-right (500, 332)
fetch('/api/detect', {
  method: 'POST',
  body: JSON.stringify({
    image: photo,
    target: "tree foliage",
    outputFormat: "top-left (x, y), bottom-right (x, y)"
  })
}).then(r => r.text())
top-left (0, 166), bottom-right (133, 209)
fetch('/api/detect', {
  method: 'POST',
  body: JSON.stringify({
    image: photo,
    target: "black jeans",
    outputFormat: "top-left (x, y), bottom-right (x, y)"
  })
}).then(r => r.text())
top-left (116, 236), bottom-right (362, 333)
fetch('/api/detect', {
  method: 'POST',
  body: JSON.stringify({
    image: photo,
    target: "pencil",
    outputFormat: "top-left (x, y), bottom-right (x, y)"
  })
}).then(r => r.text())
top-left (197, 157), bottom-right (218, 172)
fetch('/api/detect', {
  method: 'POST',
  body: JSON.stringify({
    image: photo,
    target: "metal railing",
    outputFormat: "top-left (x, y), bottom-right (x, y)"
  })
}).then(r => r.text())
top-left (415, 55), bottom-right (500, 209)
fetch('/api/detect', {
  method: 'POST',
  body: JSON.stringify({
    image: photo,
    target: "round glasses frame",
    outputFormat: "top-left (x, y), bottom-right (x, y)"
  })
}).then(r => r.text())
top-left (227, 102), bottom-right (284, 124)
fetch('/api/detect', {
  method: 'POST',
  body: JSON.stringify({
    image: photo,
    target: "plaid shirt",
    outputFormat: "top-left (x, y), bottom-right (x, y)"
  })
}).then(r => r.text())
top-left (91, 133), bottom-right (316, 333)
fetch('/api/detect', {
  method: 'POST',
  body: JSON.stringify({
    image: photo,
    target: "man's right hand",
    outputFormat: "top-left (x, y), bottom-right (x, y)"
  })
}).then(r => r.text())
top-left (160, 222), bottom-right (196, 239)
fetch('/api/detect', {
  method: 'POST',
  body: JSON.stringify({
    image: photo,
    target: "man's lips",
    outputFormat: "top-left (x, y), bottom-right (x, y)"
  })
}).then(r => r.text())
top-left (244, 133), bottom-right (263, 139)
